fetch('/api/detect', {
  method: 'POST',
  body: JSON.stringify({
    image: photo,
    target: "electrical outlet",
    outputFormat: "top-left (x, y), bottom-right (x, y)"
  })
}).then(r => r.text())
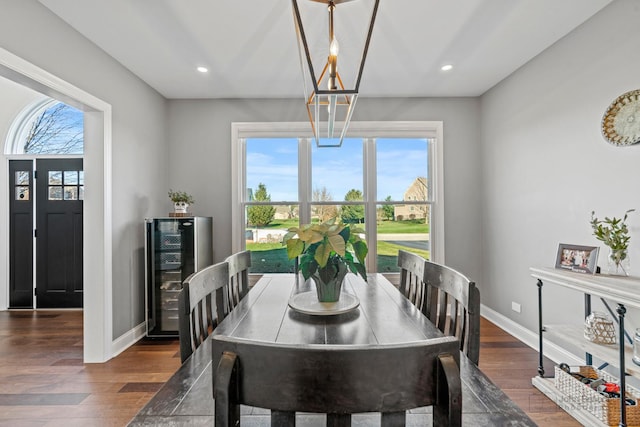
top-left (511, 301), bottom-right (521, 313)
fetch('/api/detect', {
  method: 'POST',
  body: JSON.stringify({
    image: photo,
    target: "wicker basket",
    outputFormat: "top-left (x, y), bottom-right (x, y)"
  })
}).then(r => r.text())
top-left (554, 365), bottom-right (640, 426)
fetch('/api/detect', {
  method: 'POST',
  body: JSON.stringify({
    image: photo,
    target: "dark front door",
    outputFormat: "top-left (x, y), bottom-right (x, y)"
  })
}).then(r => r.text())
top-left (35, 158), bottom-right (84, 308)
top-left (9, 160), bottom-right (34, 308)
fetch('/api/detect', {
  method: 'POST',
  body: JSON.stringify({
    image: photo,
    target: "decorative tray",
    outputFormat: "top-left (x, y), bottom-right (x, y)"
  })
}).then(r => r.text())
top-left (288, 291), bottom-right (359, 316)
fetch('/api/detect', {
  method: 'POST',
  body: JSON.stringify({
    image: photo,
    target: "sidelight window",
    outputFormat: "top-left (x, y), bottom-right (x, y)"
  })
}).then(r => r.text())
top-left (14, 171), bottom-right (30, 201)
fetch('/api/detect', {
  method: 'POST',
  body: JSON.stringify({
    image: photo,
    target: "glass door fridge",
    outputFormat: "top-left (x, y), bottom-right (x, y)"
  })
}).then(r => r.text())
top-left (145, 216), bottom-right (213, 337)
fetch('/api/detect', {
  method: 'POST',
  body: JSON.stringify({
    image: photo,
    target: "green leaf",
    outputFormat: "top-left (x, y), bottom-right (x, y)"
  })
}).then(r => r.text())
top-left (591, 209), bottom-right (634, 251)
top-left (282, 230), bottom-right (297, 244)
top-left (286, 238), bottom-right (304, 259)
top-left (314, 241), bottom-right (333, 267)
top-left (353, 263), bottom-right (367, 282)
top-left (300, 255), bottom-right (318, 280)
top-left (352, 240), bottom-right (368, 265)
top-left (327, 233), bottom-right (346, 256)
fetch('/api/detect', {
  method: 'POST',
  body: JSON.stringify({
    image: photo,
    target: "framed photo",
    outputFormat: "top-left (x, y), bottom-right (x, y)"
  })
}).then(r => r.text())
top-left (555, 243), bottom-right (599, 274)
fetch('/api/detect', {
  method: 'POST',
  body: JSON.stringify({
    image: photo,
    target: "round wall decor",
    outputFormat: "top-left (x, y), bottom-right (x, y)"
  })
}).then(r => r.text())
top-left (602, 89), bottom-right (640, 146)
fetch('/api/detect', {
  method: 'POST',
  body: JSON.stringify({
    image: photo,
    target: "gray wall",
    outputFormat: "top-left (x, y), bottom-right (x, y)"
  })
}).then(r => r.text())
top-left (480, 0), bottom-right (640, 332)
top-left (0, 78), bottom-right (45, 143)
top-left (166, 97), bottom-right (483, 286)
top-left (0, 0), bottom-right (169, 339)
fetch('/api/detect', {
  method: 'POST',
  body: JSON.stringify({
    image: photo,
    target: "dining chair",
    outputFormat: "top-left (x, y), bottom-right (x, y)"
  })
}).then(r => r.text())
top-left (178, 261), bottom-right (230, 363)
top-left (212, 334), bottom-right (462, 427)
top-left (225, 250), bottom-right (251, 310)
top-left (421, 258), bottom-right (481, 365)
top-left (397, 249), bottom-right (428, 310)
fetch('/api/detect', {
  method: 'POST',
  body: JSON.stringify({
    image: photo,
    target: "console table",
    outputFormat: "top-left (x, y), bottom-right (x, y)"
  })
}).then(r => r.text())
top-left (531, 266), bottom-right (640, 427)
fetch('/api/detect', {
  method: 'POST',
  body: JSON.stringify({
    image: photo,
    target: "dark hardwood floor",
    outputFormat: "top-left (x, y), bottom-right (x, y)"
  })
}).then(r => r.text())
top-left (0, 309), bottom-right (578, 426)
top-left (478, 317), bottom-right (579, 426)
top-left (0, 310), bottom-right (181, 426)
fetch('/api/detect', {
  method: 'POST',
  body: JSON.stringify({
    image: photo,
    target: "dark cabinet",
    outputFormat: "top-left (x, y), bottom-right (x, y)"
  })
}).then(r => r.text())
top-left (145, 217), bottom-right (213, 337)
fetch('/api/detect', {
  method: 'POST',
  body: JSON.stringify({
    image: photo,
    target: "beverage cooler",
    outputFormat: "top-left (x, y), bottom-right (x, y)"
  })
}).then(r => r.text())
top-left (145, 216), bottom-right (213, 337)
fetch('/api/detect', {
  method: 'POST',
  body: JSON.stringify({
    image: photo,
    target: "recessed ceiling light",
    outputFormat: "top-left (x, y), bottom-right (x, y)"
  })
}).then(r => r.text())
top-left (196, 66), bottom-right (208, 73)
top-left (441, 64), bottom-right (453, 72)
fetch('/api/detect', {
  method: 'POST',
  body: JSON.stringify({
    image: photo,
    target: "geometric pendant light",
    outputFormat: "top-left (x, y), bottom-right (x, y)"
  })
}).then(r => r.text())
top-left (291, 0), bottom-right (380, 147)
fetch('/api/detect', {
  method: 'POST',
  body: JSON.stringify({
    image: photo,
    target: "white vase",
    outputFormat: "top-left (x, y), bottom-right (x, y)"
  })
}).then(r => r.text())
top-left (174, 202), bottom-right (189, 213)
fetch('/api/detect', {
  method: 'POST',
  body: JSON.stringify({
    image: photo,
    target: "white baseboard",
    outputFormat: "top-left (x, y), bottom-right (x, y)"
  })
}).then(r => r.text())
top-left (110, 321), bottom-right (147, 358)
top-left (480, 304), bottom-right (583, 366)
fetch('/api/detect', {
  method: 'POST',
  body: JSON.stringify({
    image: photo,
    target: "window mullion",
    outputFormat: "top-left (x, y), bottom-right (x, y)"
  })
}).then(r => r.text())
top-left (298, 138), bottom-right (311, 225)
top-left (363, 137), bottom-right (377, 273)
top-left (231, 135), bottom-right (245, 253)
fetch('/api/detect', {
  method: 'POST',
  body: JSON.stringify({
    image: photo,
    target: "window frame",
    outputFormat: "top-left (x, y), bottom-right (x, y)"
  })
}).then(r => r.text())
top-left (231, 121), bottom-right (445, 271)
top-left (5, 99), bottom-right (84, 156)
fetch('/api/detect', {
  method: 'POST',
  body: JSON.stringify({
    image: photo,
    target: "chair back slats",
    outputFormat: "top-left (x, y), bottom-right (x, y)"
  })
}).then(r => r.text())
top-left (212, 335), bottom-right (462, 427)
top-left (397, 250), bottom-right (481, 365)
top-left (225, 251), bottom-right (251, 310)
top-left (423, 258), bottom-right (480, 365)
top-left (178, 261), bottom-right (230, 363)
top-left (397, 250), bottom-right (427, 310)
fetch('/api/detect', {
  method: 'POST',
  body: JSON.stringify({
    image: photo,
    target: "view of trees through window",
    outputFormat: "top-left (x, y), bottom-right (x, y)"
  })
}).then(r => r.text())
top-left (243, 137), bottom-right (432, 274)
top-left (19, 101), bottom-right (84, 155)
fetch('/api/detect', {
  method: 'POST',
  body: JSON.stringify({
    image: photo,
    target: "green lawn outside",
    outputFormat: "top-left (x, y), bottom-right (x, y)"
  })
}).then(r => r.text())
top-left (247, 241), bottom-right (429, 274)
top-left (377, 219), bottom-right (429, 234)
top-left (249, 218), bottom-right (428, 234)
top-left (252, 219), bottom-right (299, 230)
top-left (248, 241), bottom-right (428, 258)
top-left (247, 247), bottom-right (295, 273)
top-left (246, 218), bottom-right (429, 274)
top-left (247, 242), bottom-right (283, 251)
top-left (377, 241), bottom-right (429, 259)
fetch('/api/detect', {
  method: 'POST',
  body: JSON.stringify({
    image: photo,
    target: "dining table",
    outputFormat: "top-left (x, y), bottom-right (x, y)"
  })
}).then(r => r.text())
top-left (128, 273), bottom-right (536, 426)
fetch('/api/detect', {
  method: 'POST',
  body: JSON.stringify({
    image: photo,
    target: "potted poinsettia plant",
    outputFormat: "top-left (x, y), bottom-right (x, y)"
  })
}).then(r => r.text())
top-left (282, 217), bottom-right (368, 302)
top-left (590, 209), bottom-right (634, 276)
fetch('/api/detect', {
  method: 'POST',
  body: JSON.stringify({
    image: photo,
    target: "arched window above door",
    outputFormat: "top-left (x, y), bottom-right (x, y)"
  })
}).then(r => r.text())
top-left (5, 99), bottom-right (84, 155)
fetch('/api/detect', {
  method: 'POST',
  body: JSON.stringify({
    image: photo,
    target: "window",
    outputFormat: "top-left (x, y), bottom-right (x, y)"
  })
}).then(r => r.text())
top-left (14, 171), bottom-right (30, 201)
top-left (47, 170), bottom-right (84, 201)
top-left (5, 99), bottom-right (84, 155)
top-left (232, 122), bottom-right (444, 273)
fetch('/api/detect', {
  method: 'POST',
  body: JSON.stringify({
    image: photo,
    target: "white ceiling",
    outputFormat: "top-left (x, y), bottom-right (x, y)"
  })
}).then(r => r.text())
top-left (38, 0), bottom-right (613, 99)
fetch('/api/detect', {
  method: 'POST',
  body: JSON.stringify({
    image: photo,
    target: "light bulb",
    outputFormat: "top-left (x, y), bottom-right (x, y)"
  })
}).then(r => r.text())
top-left (328, 37), bottom-right (339, 91)
top-left (329, 37), bottom-right (339, 57)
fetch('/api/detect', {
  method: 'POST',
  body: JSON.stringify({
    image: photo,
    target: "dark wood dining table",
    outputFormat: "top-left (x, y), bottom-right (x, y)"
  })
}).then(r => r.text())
top-left (128, 273), bottom-right (536, 426)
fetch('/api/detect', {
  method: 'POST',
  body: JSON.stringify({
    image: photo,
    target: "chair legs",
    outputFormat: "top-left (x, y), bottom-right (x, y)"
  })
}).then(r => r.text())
top-left (214, 352), bottom-right (240, 427)
top-left (434, 353), bottom-right (462, 427)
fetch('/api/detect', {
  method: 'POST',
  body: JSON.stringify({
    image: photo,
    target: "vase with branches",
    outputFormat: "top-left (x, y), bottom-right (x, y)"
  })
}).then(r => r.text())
top-left (590, 209), bottom-right (634, 276)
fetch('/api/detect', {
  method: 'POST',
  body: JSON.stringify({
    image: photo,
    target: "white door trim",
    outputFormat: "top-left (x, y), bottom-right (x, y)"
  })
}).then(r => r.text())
top-left (0, 46), bottom-right (113, 363)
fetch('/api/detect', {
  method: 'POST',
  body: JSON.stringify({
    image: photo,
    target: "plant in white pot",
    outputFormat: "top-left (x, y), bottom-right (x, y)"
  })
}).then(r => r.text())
top-left (590, 209), bottom-right (634, 276)
top-left (168, 189), bottom-right (195, 214)
top-left (282, 217), bottom-right (368, 302)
